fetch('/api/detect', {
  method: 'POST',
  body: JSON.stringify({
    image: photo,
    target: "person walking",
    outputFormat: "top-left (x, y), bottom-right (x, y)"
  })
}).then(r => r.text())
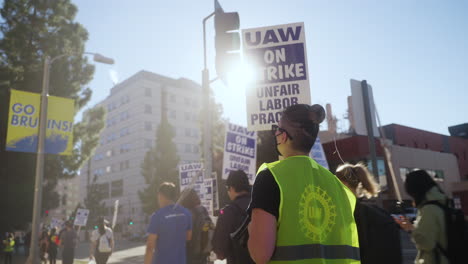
top-left (59, 221), bottom-right (77, 264)
top-left (212, 170), bottom-right (254, 264)
top-left (395, 170), bottom-right (449, 264)
top-left (248, 104), bottom-right (360, 264)
top-left (180, 189), bottom-right (213, 264)
top-left (90, 218), bottom-right (114, 264)
top-left (47, 228), bottom-right (59, 264)
top-left (39, 230), bottom-right (49, 263)
top-left (2, 233), bottom-right (14, 264)
top-left (336, 163), bottom-right (402, 264)
top-left (144, 182), bottom-right (192, 264)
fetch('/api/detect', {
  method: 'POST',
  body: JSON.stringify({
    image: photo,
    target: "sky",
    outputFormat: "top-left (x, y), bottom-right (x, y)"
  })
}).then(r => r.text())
top-left (74, 0), bottom-right (467, 135)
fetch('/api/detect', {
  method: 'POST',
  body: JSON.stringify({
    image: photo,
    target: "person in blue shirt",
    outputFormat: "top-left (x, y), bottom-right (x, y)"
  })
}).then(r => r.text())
top-left (144, 182), bottom-right (192, 264)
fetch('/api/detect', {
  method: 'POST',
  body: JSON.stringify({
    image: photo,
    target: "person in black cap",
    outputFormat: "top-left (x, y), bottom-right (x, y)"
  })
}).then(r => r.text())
top-left (212, 170), bottom-right (254, 264)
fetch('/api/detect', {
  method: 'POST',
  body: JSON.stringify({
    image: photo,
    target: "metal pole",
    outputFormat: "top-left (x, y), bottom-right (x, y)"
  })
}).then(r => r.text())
top-left (361, 80), bottom-right (379, 183)
top-left (26, 56), bottom-right (50, 264)
top-left (202, 12), bottom-right (215, 180)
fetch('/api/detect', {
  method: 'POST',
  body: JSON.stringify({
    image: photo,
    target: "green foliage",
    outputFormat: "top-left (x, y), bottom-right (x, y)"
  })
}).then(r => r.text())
top-left (0, 0), bottom-right (103, 232)
top-left (83, 175), bottom-right (107, 229)
top-left (139, 90), bottom-right (180, 215)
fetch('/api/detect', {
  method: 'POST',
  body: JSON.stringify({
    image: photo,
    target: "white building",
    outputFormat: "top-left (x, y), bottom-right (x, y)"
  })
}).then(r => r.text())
top-left (79, 70), bottom-right (202, 233)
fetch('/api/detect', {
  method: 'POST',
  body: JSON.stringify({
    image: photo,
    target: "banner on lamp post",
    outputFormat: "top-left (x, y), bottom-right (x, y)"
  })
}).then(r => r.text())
top-left (6, 89), bottom-right (75, 155)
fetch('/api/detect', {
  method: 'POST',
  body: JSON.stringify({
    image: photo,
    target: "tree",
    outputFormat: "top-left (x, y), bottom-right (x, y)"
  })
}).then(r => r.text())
top-left (0, 0), bottom-right (103, 232)
top-left (139, 90), bottom-right (180, 215)
top-left (83, 175), bottom-right (107, 229)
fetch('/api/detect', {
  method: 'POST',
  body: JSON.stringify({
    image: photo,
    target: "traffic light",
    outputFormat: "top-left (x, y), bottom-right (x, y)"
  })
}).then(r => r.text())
top-left (45, 210), bottom-right (49, 217)
top-left (214, 10), bottom-right (240, 84)
top-left (129, 219), bottom-right (134, 225)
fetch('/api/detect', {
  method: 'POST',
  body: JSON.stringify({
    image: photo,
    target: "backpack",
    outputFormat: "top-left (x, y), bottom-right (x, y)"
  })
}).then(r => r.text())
top-left (229, 203), bottom-right (255, 264)
top-left (422, 201), bottom-right (468, 264)
top-left (191, 206), bottom-right (214, 255)
top-left (354, 201), bottom-right (402, 264)
top-left (96, 231), bottom-right (112, 253)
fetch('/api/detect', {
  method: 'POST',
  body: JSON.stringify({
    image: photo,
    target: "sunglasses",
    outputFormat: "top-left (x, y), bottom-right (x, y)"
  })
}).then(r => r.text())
top-left (271, 124), bottom-right (293, 140)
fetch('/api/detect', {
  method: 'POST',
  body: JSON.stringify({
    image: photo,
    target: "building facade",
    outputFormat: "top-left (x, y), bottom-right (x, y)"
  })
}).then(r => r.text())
top-left (321, 124), bottom-right (468, 216)
top-left (79, 71), bottom-right (203, 233)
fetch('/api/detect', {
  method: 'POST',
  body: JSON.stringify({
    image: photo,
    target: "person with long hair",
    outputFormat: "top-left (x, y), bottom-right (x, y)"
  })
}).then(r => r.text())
top-left (336, 163), bottom-right (402, 264)
top-left (336, 163), bottom-right (379, 199)
top-left (180, 188), bottom-right (213, 264)
top-left (90, 218), bottom-right (114, 264)
top-left (395, 170), bottom-right (449, 264)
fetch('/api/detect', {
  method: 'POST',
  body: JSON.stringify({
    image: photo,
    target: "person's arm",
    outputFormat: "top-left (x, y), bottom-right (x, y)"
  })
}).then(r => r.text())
top-left (246, 169), bottom-right (280, 264)
top-left (211, 208), bottom-right (234, 260)
top-left (248, 208), bottom-right (277, 264)
top-left (144, 234), bottom-right (157, 264)
top-left (411, 205), bottom-right (441, 251)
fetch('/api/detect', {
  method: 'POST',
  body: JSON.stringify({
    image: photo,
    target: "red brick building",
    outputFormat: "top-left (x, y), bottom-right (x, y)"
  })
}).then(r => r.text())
top-left (321, 124), bottom-right (468, 216)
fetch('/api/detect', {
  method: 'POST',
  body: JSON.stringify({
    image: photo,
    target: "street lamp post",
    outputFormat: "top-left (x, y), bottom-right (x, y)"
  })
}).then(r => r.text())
top-left (26, 52), bottom-right (114, 264)
top-left (202, 12), bottom-right (215, 182)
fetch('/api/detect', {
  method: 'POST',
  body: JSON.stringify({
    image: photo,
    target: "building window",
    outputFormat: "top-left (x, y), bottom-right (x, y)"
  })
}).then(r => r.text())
top-left (170, 110), bottom-right (176, 119)
top-left (120, 111), bottom-right (129, 121)
top-left (106, 166), bottom-right (112, 173)
top-left (145, 139), bottom-right (153, 149)
top-left (120, 143), bottom-right (131, 154)
top-left (170, 94), bottom-right (176, 103)
top-left (145, 122), bottom-right (152, 131)
top-left (120, 160), bottom-right (130, 170)
top-left (185, 144), bottom-right (191, 153)
top-left (192, 99), bottom-right (198, 107)
top-left (184, 97), bottom-right (190, 105)
top-left (120, 127), bottom-right (130, 137)
top-left (121, 95), bottom-right (130, 105)
top-left (193, 145), bottom-right (199, 153)
top-left (184, 112), bottom-right (190, 121)
top-left (96, 183), bottom-right (110, 199)
top-left (193, 129), bottom-right (199, 138)
top-left (192, 113), bottom-right (198, 121)
top-left (111, 180), bottom-right (123, 198)
top-left (145, 87), bottom-right (152, 97)
top-left (185, 128), bottom-right (191, 137)
top-left (145, 104), bottom-right (152, 114)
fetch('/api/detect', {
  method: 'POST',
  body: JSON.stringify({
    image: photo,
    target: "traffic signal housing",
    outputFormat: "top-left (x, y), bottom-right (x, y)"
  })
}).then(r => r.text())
top-left (214, 11), bottom-right (240, 84)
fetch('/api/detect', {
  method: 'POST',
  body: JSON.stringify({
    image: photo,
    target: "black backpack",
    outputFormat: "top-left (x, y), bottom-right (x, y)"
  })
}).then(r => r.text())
top-left (190, 206), bottom-right (214, 256)
top-left (229, 203), bottom-right (255, 264)
top-left (354, 201), bottom-right (402, 264)
top-left (422, 201), bottom-right (468, 264)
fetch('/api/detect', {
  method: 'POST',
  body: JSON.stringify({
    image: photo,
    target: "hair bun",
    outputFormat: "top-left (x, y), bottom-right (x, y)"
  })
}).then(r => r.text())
top-left (308, 104), bottom-right (326, 124)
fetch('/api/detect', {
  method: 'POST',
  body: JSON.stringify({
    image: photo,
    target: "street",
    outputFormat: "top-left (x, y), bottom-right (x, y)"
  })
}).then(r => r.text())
top-left (8, 230), bottom-right (416, 264)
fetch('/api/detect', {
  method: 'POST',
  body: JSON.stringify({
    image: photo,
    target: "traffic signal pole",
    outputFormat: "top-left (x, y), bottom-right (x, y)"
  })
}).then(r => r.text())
top-left (202, 12), bottom-right (215, 180)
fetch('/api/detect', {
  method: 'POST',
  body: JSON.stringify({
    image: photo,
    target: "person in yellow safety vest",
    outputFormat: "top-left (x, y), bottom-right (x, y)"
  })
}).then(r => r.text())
top-left (3, 232), bottom-right (15, 264)
top-left (248, 104), bottom-right (361, 264)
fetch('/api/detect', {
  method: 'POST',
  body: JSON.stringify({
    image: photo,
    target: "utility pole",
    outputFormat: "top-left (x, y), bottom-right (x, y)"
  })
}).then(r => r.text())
top-left (202, 12), bottom-right (215, 180)
top-left (361, 80), bottom-right (379, 183)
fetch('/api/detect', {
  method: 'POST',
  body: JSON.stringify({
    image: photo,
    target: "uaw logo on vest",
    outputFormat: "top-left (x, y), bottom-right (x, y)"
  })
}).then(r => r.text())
top-left (6, 89), bottom-right (75, 155)
top-left (299, 185), bottom-right (336, 242)
top-left (243, 22), bottom-right (311, 131)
